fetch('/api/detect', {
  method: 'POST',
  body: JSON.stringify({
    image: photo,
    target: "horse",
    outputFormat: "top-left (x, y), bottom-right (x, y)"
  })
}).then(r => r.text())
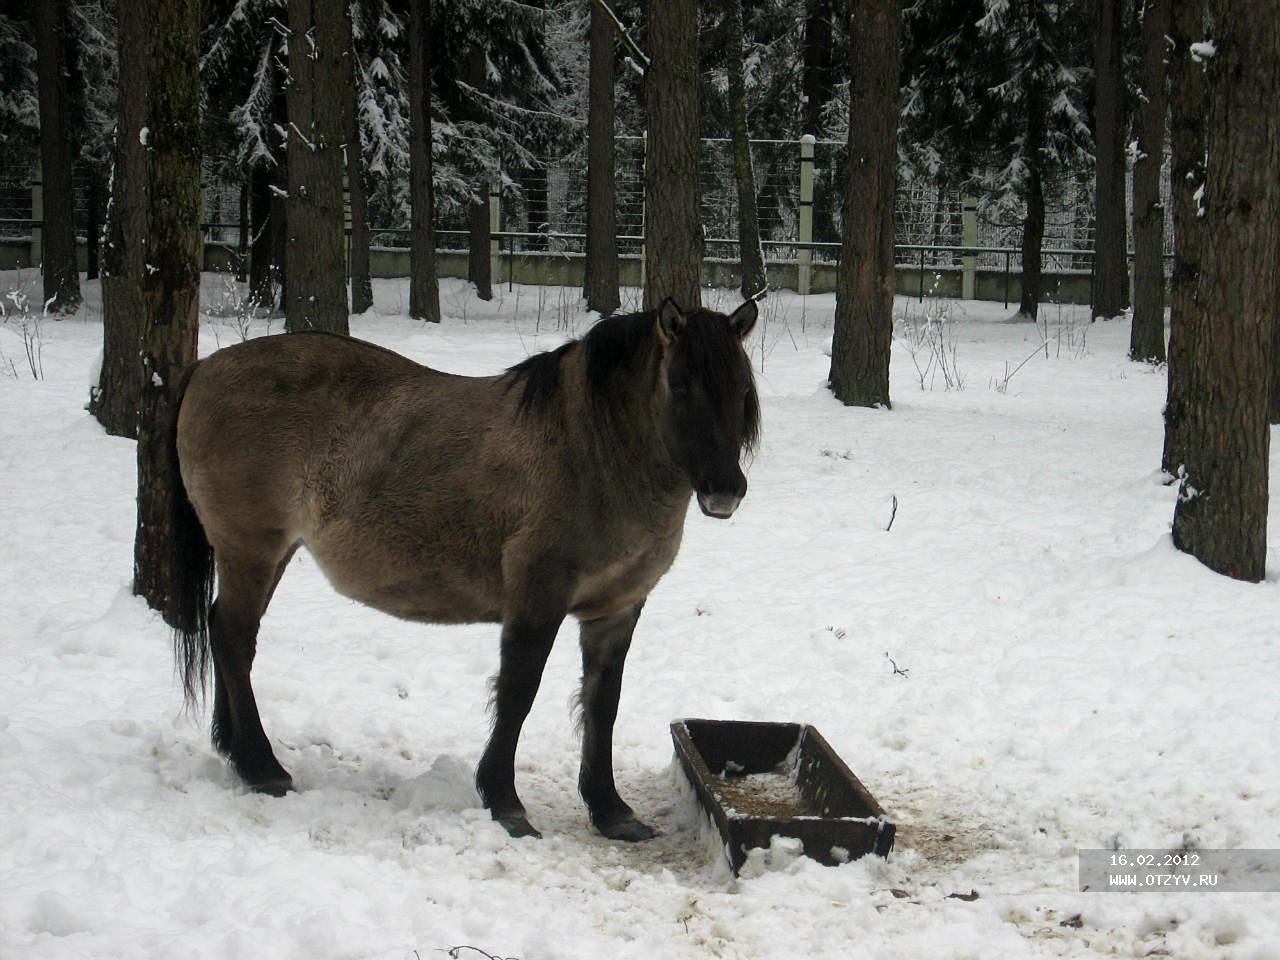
top-left (163, 297), bottom-right (759, 841)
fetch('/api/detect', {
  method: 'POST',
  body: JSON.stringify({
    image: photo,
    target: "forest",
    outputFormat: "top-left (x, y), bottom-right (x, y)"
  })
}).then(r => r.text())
top-left (1, 1), bottom-right (1279, 957)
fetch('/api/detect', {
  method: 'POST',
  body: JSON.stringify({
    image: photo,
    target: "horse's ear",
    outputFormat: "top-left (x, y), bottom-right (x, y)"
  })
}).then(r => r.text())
top-left (728, 300), bottom-right (758, 340)
top-left (656, 297), bottom-right (686, 346)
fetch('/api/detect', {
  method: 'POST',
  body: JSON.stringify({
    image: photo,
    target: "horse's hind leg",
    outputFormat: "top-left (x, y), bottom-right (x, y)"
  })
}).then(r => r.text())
top-left (578, 602), bottom-right (655, 842)
top-left (210, 545), bottom-right (297, 796)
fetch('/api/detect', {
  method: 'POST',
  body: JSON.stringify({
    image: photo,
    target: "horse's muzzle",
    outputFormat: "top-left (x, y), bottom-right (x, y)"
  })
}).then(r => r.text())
top-left (697, 491), bottom-right (742, 519)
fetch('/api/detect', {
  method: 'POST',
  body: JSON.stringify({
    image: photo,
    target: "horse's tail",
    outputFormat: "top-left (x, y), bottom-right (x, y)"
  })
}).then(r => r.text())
top-left (167, 361), bottom-right (215, 710)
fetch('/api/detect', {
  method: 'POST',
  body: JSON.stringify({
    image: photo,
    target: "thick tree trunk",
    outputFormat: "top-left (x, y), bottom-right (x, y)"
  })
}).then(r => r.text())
top-left (133, 0), bottom-right (201, 620)
top-left (1170, 0), bottom-right (1279, 582)
top-left (92, 4), bottom-right (148, 439)
top-left (584, 3), bottom-right (620, 316)
top-left (347, 25), bottom-right (373, 316)
top-left (34, 0), bottom-right (82, 313)
top-left (465, 46), bottom-right (493, 301)
top-left (726, 0), bottom-right (766, 299)
top-left (828, 0), bottom-right (900, 408)
top-left (284, 0), bottom-right (350, 334)
top-left (408, 0), bottom-right (441, 322)
top-left (1130, 0), bottom-right (1170, 363)
top-left (1092, 0), bottom-right (1127, 320)
top-left (643, 0), bottom-right (702, 310)
top-left (1162, 0), bottom-right (1210, 475)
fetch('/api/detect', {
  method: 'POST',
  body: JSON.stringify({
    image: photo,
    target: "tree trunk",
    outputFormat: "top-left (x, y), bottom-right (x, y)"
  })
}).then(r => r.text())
top-left (408, 0), bottom-right (441, 322)
top-left (284, 0), bottom-right (350, 334)
top-left (34, 0), bottom-right (82, 313)
top-left (1129, 0), bottom-right (1169, 363)
top-left (465, 45), bottom-right (493, 301)
top-left (248, 164), bottom-right (277, 305)
top-left (726, 0), bottom-right (766, 299)
top-left (91, 2), bottom-right (148, 439)
top-left (1018, 76), bottom-right (1048, 323)
top-left (801, 0), bottom-right (834, 136)
top-left (584, 2), bottom-right (620, 316)
top-left (643, 0), bottom-right (702, 310)
top-left (1092, 0), bottom-right (1127, 320)
top-left (802, 0), bottom-right (838, 245)
top-left (828, 0), bottom-right (900, 408)
top-left (86, 170), bottom-right (101, 280)
top-left (133, 0), bottom-right (202, 620)
top-left (236, 179), bottom-right (249, 282)
top-left (1170, 0), bottom-right (1279, 582)
top-left (1019, 167), bottom-right (1045, 321)
top-left (347, 22), bottom-right (373, 316)
top-left (1162, 0), bottom-right (1210, 475)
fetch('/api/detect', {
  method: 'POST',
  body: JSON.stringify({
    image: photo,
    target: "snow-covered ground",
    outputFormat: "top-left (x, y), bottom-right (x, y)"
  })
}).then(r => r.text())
top-left (2, 271), bottom-right (1278, 959)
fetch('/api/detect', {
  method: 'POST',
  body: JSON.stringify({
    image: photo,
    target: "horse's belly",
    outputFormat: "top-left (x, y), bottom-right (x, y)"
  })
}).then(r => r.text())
top-left (306, 533), bottom-right (503, 626)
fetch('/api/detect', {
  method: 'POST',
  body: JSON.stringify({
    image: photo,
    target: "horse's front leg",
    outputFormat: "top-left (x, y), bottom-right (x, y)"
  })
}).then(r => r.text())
top-left (476, 610), bottom-right (564, 839)
top-left (578, 602), bottom-right (656, 842)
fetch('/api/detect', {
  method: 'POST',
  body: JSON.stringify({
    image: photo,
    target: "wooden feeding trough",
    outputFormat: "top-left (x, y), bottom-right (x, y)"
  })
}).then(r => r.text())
top-left (671, 718), bottom-right (895, 875)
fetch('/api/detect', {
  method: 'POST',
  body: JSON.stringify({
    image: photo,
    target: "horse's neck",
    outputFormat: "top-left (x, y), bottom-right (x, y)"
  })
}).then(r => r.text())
top-left (567, 345), bottom-right (689, 512)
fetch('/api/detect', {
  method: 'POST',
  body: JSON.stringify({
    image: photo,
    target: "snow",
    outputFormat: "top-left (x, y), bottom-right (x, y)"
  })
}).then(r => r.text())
top-left (2, 272), bottom-right (1280, 959)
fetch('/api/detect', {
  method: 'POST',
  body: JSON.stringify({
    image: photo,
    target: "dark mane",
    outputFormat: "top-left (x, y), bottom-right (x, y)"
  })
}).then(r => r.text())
top-left (505, 307), bottom-right (759, 451)
top-left (505, 310), bottom-right (657, 416)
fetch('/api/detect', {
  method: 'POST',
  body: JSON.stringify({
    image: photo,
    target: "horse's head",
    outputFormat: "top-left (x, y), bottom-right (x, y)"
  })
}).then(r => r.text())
top-left (655, 298), bottom-right (760, 519)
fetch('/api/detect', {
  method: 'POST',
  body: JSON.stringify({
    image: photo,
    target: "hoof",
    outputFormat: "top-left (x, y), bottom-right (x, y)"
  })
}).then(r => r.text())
top-left (495, 814), bottom-right (542, 839)
top-left (595, 814), bottom-right (658, 843)
top-left (250, 776), bottom-right (293, 798)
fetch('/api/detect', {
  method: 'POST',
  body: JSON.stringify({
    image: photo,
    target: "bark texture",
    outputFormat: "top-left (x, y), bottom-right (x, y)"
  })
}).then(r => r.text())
top-left (726, 0), bottom-right (767, 299)
top-left (34, 0), bottom-right (82, 313)
top-left (133, 0), bottom-right (201, 619)
top-left (828, 0), bottom-right (900, 407)
top-left (1162, 0), bottom-right (1210, 475)
top-left (1018, 83), bottom-right (1047, 322)
top-left (643, 0), bottom-right (702, 310)
top-left (1130, 0), bottom-right (1170, 363)
top-left (92, 0), bottom-right (147, 438)
top-left (284, 0), bottom-right (350, 334)
top-left (347, 21), bottom-right (372, 316)
top-left (465, 45), bottom-right (492, 302)
top-left (1169, 0), bottom-right (1279, 582)
top-left (408, 0), bottom-right (441, 321)
top-left (584, 3), bottom-right (620, 316)
top-left (1091, 0), bottom-right (1128, 320)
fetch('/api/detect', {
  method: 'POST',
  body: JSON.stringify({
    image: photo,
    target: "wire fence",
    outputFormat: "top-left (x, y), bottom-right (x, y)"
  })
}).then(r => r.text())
top-left (1, 138), bottom-right (1174, 280)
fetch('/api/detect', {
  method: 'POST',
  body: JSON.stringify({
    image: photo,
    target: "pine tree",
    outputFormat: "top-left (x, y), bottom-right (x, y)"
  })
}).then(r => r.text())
top-left (644, 0), bottom-right (702, 309)
top-left (283, 0), bottom-right (351, 333)
top-left (1091, 0), bottom-right (1127, 320)
top-left (1129, 0), bottom-right (1169, 363)
top-left (133, 0), bottom-right (202, 618)
top-left (725, 0), bottom-right (766, 299)
top-left (583, 0), bottom-right (619, 316)
top-left (829, 0), bottom-right (900, 408)
top-left (1169, 0), bottom-right (1280, 582)
top-left (34, 0), bottom-right (82, 313)
top-left (409, 0), bottom-right (441, 322)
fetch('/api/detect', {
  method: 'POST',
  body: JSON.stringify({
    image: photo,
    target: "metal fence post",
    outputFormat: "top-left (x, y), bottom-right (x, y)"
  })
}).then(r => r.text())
top-left (797, 134), bottom-right (815, 295)
top-left (30, 160), bottom-right (43, 271)
top-left (961, 196), bottom-right (977, 300)
top-left (639, 129), bottom-right (647, 295)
